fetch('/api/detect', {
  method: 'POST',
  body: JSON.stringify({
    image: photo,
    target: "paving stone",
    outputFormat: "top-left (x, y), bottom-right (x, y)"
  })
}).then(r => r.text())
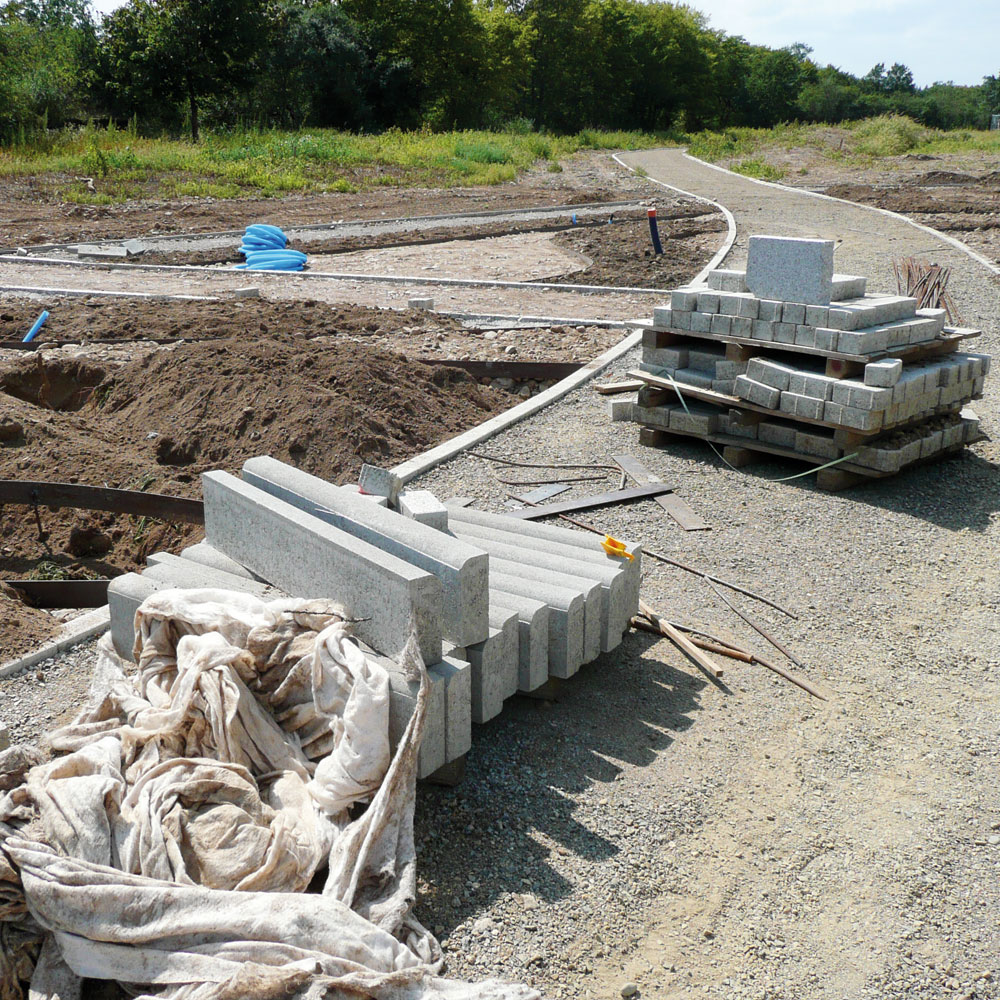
top-left (747, 358), bottom-right (795, 390)
top-left (757, 421), bottom-right (798, 448)
top-left (831, 274), bottom-right (867, 300)
top-left (864, 358), bottom-right (903, 387)
top-left (772, 322), bottom-right (795, 344)
top-left (690, 310), bottom-right (713, 333)
top-left (787, 370), bottom-right (836, 400)
top-left (781, 302), bottom-right (806, 325)
top-left (757, 300), bottom-right (782, 321)
top-left (697, 291), bottom-right (720, 314)
top-left (793, 324), bottom-right (817, 347)
top-left (710, 314), bottom-right (732, 335)
top-left (779, 391), bottom-right (825, 421)
top-left (670, 289), bottom-right (700, 310)
top-left (794, 430), bottom-right (840, 460)
top-left (735, 375), bottom-right (781, 408)
top-left (358, 463), bottom-right (402, 505)
top-left (745, 236), bottom-right (835, 304)
top-left (398, 490), bottom-right (449, 530)
top-left (652, 306), bottom-right (672, 328)
top-left (707, 269), bottom-right (748, 292)
top-left (805, 304), bottom-right (830, 326)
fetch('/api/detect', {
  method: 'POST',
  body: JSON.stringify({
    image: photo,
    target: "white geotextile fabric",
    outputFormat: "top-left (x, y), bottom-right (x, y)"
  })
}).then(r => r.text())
top-left (0, 588), bottom-right (536, 1000)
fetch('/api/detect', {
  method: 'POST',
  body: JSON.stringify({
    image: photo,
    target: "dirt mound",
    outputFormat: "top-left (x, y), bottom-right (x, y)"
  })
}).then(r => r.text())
top-left (909, 170), bottom-right (977, 186)
top-left (0, 299), bottom-right (464, 346)
top-left (0, 354), bottom-right (107, 410)
top-left (0, 338), bottom-right (507, 589)
top-left (0, 587), bottom-right (58, 663)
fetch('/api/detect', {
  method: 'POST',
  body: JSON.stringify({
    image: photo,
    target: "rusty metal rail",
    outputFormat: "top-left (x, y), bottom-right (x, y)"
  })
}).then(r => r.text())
top-left (0, 480), bottom-right (204, 523)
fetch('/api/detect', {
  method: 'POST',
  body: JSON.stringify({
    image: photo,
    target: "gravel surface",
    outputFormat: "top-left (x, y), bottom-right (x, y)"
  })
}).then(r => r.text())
top-left (3, 151), bottom-right (999, 1000)
top-left (403, 151), bottom-right (1000, 998)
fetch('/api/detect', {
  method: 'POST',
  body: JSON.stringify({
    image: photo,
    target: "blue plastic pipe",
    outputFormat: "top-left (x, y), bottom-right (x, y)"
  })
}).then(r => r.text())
top-left (23, 310), bottom-right (49, 343)
top-left (647, 208), bottom-right (663, 255)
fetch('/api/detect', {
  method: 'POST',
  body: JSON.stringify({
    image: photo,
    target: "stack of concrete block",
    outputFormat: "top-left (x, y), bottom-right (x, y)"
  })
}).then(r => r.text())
top-left (617, 235), bottom-right (990, 485)
top-left (107, 459), bottom-right (640, 781)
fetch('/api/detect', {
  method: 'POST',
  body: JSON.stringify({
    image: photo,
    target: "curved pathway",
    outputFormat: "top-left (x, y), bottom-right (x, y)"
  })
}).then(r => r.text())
top-left (403, 151), bottom-right (1000, 1000)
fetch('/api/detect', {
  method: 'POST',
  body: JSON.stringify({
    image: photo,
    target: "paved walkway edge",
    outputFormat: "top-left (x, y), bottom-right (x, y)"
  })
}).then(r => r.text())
top-left (681, 150), bottom-right (1000, 277)
top-left (1, 606), bottom-right (110, 678)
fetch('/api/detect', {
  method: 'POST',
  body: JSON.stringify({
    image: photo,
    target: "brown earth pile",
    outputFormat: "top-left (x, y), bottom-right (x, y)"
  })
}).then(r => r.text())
top-left (0, 339), bottom-right (506, 588)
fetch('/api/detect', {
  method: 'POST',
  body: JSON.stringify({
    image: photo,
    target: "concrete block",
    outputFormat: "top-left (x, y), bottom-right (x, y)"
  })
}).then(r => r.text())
top-left (745, 236), bottom-right (834, 305)
top-left (779, 392), bottom-right (824, 421)
top-left (697, 291), bottom-right (720, 314)
top-left (716, 360), bottom-right (748, 379)
top-left (793, 325), bottom-right (817, 348)
top-left (710, 313), bottom-right (732, 336)
top-left (805, 304), bottom-right (830, 327)
top-left (491, 595), bottom-right (549, 692)
top-left (430, 656), bottom-right (472, 760)
top-left (634, 404), bottom-right (673, 430)
top-left (827, 296), bottom-right (919, 331)
top-left (737, 296), bottom-right (759, 319)
top-left (757, 421), bottom-right (798, 448)
top-left (203, 471), bottom-right (443, 664)
top-left (652, 306), bottom-right (672, 328)
top-left (735, 376), bottom-right (781, 409)
top-left (751, 319), bottom-right (775, 341)
top-left (463, 606), bottom-right (519, 722)
top-left (688, 346), bottom-right (726, 371)
top-left (108, 572), bottom-right (167, 660)
top-left (643, 345), bottom-right (689, 369)
top-left (712, 379), bottom-right (736, 394)
top-left (671, 289), bottom-right (700, 311)
top-left (669, 401), bottom-right (722, 435)
top-left (787, 370), bottom-right (836, 400)
top-left (772, 322), bottom-right (795, 344)
top-left (673, 368), bottom-right (715, 390)
top-left (178, 540), bottom-right (260, 580)
top-left (448, 506), bottom-right (641, 639)
top-left (341, 484), bottom-right (389, 507)
top-left (397, 490), bottom-right (448, 530)
top-left (781, 302), bottom-right (806, 325)
top-left (449, 526), bottom-right (627, 654)
top-left (731, 316), bottom-right (754, 338)
top-left (838, 406), bottom-right (882, 432)
top-left (233, 287), bottom-right (260, 299)
top-left (848, 384), bottom-right (893, 411)
top-left (813, 327), bottom-right (838, 352)
top-left (491, 570), bottom-right (585, 679)
top-left (358, 463), bottom-right (401, 505)
top-left (856, 445), bottom-right (902, 473)
top-left (77, 245), bottom-right (128, 260)
top-left (864, 359), bottom-right (902, 387)
top-left (690, 310), bottom-right (713, 333)
top-left (746, 358), bottom-right (796, 389)
top-left (718, 292), bottom-right (743, 317)
top-left (824, 400), bottom-right (844, 424)
top-left (609, 399), bottom-right (635, 422)
top-left (836, 328), bottom-right (889, 355)
top-left (728, 420), bottom-right (758, 439)
top-left (672, 310), bottom-right (692, 331)
top-left (707, 269), bottom-right (748, 292)
top-left (757, 300), bottom-right (782, 321)
top-left (831, 274), bottom-right (867, 300)
top-left (379, 652), bottom-right (446, 779)
top-left (408, 297), bottom-right (435, 310)
top-left (144, 551), bottom-right (280, 593)
top-left (794, 430), bottom-right (840, 460)
top-left (241, 457), bottom-right (487, 648)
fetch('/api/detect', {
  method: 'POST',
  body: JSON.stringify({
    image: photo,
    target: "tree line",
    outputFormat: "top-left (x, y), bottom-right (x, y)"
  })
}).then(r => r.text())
top-left (1, 0), bottom-right (998, 143)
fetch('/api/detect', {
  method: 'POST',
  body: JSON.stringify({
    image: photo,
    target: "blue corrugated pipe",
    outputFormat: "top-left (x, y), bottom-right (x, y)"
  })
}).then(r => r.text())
top-left (236, 224), bottom-right (307, 271)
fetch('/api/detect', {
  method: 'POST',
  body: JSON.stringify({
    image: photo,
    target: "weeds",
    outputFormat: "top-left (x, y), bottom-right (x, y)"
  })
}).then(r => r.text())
top-left (731, 157), bottom-right (786, 181)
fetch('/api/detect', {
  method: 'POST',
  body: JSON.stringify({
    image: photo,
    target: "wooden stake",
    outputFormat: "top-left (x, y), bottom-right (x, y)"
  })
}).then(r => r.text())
top-left (638, 600), bottom-right (724, 679)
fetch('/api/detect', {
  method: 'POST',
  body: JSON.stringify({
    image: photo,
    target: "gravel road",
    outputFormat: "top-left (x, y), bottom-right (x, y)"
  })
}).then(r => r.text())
top-left (404, 150), bottom-right (1000, 999)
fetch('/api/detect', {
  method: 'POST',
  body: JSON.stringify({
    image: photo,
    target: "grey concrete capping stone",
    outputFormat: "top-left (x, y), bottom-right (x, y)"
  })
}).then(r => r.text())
top-left (143, 554), bottom-right (282, 597)
top-left (108, 572), bottom-right (166, 660)
top-left (203, 471), bottom-right (443, 665)
top-left (449, 525), bottom-right (630, 652)
top-left (491, 570), bottom-right (586, 679)
top-left (178, 541), bottom-right (261, 581)
top-left (430, 656), bottom-right (472, 761)
top-left (745, 236), bottom-right (835, 305)
top-left (358, 463), bottom-right (402, 505)
top-left (241, 457), bottom-right (487, 648)
top-left (378, 653), bottom-right (446, 779)
top-left (397, 490), bottom-right (449, 530)
top-left (448, 504), bottom-right (643, 627)
top-left (491, 595), bottom-right (550, 693)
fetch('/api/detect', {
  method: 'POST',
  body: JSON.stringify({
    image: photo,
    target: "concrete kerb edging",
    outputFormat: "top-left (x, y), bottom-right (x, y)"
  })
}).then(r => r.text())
top-left (1, 254), bottom-right (672, 298)
top-left (391, 154), bottom-right (738, 484)
top-left (679, 150), bottom-right (1000, 277)
top-left (6, 199), bottom-right (647, 255)
top-left (438, 310), bottom-right (639, 329)
top-left (612, 152), bottom-right (738, 284)
top-left (0, 605), bottom-right (111, 678)
top-left (0, 285), bottom-right (220, 303)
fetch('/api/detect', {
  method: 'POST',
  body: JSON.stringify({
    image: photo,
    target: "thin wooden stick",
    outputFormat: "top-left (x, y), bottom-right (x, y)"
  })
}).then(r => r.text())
top-left (636, 601), bottom-right (724, 680)
top-left (633, 617), bottom-right (751, 662)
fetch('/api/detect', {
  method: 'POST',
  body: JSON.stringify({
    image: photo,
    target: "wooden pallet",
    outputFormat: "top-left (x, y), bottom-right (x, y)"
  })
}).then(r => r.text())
top-left (644, 325), bottom-right (981, 379)
top-left (636, 424), bottom-right (965, 491)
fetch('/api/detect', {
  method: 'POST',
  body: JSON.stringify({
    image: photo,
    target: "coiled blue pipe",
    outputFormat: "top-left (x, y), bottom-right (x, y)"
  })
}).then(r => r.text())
top-left (236, 224), bottom-right (307, 271)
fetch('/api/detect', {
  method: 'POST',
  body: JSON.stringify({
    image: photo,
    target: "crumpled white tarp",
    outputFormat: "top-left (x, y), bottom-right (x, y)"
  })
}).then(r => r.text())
top-left (0, 588), bottom-right (536, 1000)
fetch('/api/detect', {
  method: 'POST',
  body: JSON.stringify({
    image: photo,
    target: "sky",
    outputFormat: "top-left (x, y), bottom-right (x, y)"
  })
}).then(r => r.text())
top-left (86, 0), bottom-right (999, 89)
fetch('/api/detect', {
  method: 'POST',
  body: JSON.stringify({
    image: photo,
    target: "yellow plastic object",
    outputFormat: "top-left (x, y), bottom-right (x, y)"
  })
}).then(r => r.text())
top-left (601, 535), bottom-right (633, 561)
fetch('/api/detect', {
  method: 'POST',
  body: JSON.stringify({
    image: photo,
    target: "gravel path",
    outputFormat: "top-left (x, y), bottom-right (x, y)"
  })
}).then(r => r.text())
top-left (404, 151), bottom-right (1000, 999)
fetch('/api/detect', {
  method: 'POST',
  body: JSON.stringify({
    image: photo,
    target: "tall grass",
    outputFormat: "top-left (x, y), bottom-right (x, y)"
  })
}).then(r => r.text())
top-left (0, 123), bottom-right (667, 203)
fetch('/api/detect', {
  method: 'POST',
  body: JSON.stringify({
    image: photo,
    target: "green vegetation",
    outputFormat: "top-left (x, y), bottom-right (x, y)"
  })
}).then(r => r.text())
top-left (0, 124), bottom-right (665, 202)
top-left (730, 157), bottom-right (786, 181)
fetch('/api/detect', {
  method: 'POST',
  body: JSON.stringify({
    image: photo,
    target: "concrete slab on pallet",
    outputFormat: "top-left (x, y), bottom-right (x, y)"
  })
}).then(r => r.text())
top-left (203, 470), bottom-right (443, 664)
top-left (241, 457), bottom-right (487, 648)
top-left (745, 236), bottom-right (834, 305)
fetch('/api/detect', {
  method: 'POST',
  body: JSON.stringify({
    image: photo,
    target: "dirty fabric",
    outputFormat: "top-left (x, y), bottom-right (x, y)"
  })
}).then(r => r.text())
top-left (0, 589), bottom-right (535, 1000)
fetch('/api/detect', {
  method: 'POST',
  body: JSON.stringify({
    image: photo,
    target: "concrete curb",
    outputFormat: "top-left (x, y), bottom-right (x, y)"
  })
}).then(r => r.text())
top-left (0, 285), bottom-right (220, 302)
top-left (438, 310), bottom-right (639, 329)
top-left (2, 254), bottom-right (672, 297)
top-left (679, 150), bottom-right (1000, 277)
top-left (612, 152), bottom-right (738, 284)
top-left (0, 606), bottom-right (110, 678)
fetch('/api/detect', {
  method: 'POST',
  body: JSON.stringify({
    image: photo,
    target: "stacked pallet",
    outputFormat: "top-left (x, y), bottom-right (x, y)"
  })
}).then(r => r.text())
top-left (613, 236), bottom-right (989, 489)
top-left (107, 457), bottom-right (640, 782)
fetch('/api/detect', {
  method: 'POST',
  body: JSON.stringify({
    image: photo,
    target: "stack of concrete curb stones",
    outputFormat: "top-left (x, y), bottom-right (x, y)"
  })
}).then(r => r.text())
top-left (611, 236), bottom-right (989, 489)
top-left (107, 457), bottom-right (641, 782)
